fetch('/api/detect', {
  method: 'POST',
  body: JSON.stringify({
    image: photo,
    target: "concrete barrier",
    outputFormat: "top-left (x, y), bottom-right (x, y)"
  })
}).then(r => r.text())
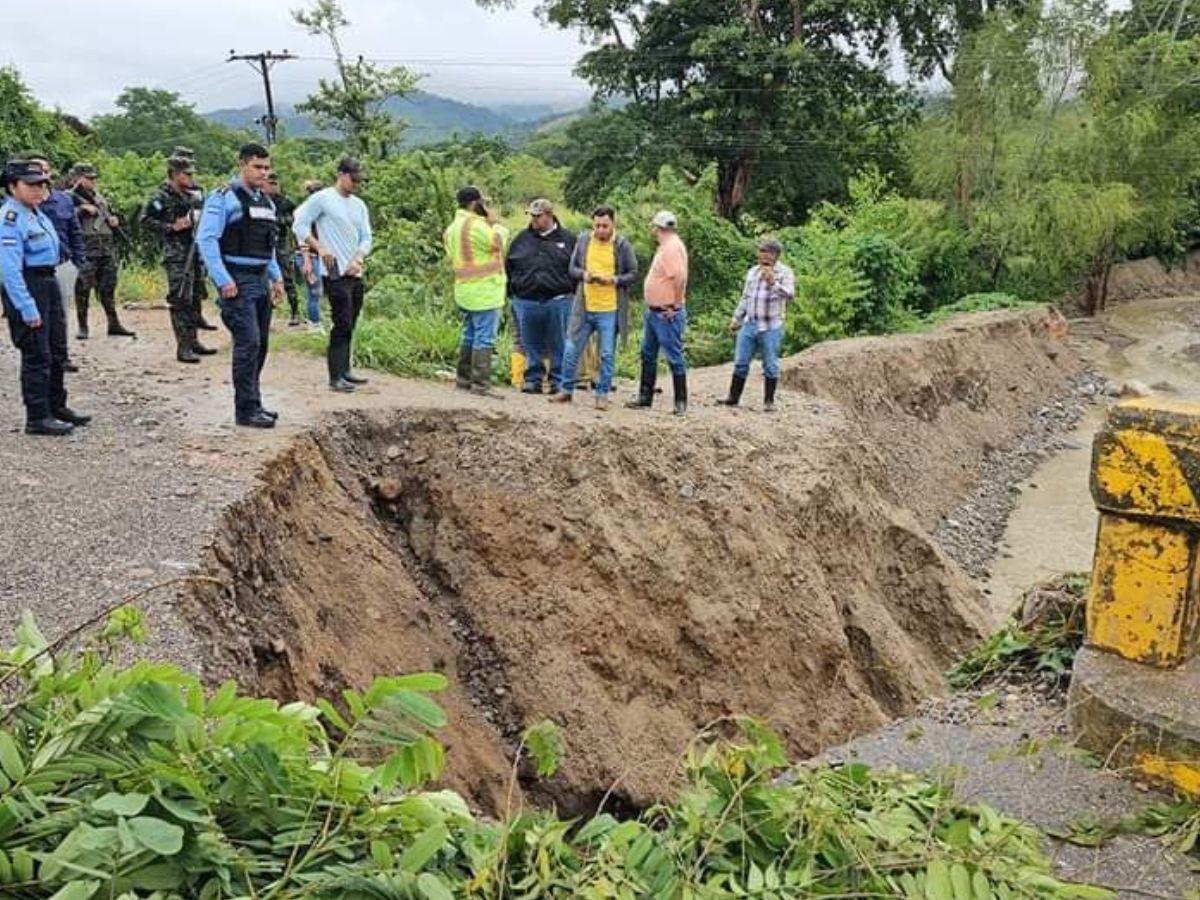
top-left (1071, 399), bottom-right (1200, 794)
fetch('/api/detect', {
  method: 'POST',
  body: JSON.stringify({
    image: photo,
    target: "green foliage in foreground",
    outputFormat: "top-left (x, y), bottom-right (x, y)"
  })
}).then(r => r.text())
top-left (0, 609), bottom-right (1111, 899)
top-left (948, 574), bottom-right (1089, 692)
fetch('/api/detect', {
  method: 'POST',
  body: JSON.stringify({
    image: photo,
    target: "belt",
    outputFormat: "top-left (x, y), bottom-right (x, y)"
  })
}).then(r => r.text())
top-left (649, 304), bottom-right (679, 313)
top-left (224, 260), bottom-right (270, 271)
top-left (24, 266), bottom-right (55, 277)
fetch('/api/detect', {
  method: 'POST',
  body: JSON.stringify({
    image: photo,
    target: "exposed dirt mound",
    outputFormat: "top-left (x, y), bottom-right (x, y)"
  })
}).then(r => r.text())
top-left (1065, 249), bottom-right (1200, 311)
top-left (178, 309), bottom-right (1084, 815)
top-left (184, 399), bottom-right (991, 814)
top-left (781, 309), bottom-right (1082, 529)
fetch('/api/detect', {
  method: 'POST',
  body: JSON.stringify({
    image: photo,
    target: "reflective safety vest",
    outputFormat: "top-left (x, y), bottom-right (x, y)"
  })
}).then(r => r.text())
top-left (444, 209), bottom-right (506, 311)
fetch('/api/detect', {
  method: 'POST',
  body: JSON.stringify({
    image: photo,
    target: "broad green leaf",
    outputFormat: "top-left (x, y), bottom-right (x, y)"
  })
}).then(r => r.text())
top-left (926, 859), bottom-right (954, 900)
top-left (127, 816), bottom-right (185, 856)
top-left (950, 863), bottom-right (973, 899)
top-left (0, 732), bottom-right (25, 782)
top-left (47, 880), bottom-right (100, 900)
top-left (418, 872), bottom-right (454, 900)
top-left (93, 792), bottom-right (150, 816)
top-left (398, 823), bottom-right (449, 873)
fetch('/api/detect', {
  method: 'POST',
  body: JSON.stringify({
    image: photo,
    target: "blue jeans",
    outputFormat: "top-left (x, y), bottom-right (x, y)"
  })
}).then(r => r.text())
top-left (640, 306), bottom-right (688, 375)
top-left (295, 258), bottom-right (322, 323)
top-left (562, 310), bottom-right (617, 397)
top-left (512, 295), bottom-right (570, 390)
top-left (220, 267), bottom-right (272, 420)
top-left (460, 307), bottom-right (500, 350)
top-left (733, 323), bottom-right (783, 379)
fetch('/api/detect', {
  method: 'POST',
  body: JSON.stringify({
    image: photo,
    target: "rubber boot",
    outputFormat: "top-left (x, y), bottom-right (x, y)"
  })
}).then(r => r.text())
top-left (455, 345), bottom-right (472, 391)
top-left (103, 297), bottom-right (135, 337)
top-left (470, 348), bottom-right (504, 398)
top-left (763, 376), bottom-right (778, 413)
top-left (718, 373), bottom-right (746, 407)
top-left (625, 361), bottom-right (656, 409)
top-left (75, 299), bottom-right (89, 340)
top-left (672, 372), bottom-right (688, 416)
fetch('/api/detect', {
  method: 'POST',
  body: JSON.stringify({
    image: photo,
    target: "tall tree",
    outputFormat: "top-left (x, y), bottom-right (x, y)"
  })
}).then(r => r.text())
top-left (477, 0), bottom-right (921, 220)
top-left (292, 0), bottom-right (420, 158)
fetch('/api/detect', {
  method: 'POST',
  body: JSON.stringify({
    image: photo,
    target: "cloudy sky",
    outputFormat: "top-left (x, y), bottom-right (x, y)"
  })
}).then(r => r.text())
top-left (1, 0), bottom-right (593, 116)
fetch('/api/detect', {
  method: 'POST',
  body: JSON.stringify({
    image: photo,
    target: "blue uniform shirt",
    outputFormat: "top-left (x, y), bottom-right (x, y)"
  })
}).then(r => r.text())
top-left (0, 197), bottom-right (61, 323)
top-left (40, 189), bottom-right (86, 267)
top-left (197, 176), bottom-right (283, 290)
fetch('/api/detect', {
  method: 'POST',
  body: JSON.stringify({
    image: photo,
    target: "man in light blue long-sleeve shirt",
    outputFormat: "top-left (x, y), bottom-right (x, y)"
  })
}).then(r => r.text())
top-left (292, 156), bottom-right (373, 392)
top-left (196, 143), bottom-right (284, 429)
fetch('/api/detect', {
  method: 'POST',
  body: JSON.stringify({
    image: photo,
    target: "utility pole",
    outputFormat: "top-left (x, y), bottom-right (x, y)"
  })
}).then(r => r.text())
top-left (227, 50), bottom-right (297, 145)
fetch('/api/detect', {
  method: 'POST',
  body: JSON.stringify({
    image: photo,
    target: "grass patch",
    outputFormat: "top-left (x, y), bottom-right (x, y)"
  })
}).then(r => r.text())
top-left (115, 262), bottom-right (167, 305)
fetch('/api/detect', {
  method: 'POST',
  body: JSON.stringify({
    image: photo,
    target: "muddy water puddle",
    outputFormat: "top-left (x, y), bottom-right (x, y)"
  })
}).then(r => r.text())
top-left (983, 296), bottom-right (1200, 619)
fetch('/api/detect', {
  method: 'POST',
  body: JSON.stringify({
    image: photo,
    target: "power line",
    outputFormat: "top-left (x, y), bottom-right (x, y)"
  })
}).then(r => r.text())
top-left (226, 50), bottom-right (298, 144)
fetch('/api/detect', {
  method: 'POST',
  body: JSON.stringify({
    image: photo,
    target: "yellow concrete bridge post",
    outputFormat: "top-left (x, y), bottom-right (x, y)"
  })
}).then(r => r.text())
top-left (1070, 398), bottom-right (1200, 794)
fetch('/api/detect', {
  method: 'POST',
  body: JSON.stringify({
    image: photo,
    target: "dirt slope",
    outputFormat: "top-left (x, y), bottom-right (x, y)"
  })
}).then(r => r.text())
top-left (781, 310), bottom-right (1082, 528)
top-left (185, 394), bottom-right (1012, 813)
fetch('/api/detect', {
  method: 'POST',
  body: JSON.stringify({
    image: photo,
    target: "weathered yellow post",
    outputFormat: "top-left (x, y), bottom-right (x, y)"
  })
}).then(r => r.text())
top-left (1071, 398), bottom-right (1200, 794)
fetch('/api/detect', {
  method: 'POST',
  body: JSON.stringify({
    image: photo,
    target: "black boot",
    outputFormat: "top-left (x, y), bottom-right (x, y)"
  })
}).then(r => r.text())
top-left (104, 302), bottom-right (135, 338)
top-left (53, 407), bottom-right (92, 426)
top-left (470, 348), bottom-right (504, 398)
top-left (177, 348), bottom-right (200, 364)
top-left (455, 346), bottom-right (472, 391)
top-left (75, 301), bottom-right (89, 340)
top-left (672, 372), bottom-right (688, 416)
top-left (197, 314), bottom-right (218, 331)
top-left (764, 377), bottom-right (778, 413)
top-left (625, 361), bottom-right (656, 409)
top-left (718, 373), bottom-right (746, 407)
top-left (26, 417), bottom-right (73, 436)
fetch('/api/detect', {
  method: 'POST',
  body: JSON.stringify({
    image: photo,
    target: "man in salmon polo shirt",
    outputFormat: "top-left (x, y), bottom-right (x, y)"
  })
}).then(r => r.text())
top-left (626, 210), bottom-right (689, 415)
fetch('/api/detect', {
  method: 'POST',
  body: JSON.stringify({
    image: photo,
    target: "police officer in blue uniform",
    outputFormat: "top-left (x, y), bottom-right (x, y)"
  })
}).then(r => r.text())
top-left (196, 143), bottom-right (284, 429)
top-left (0, 160), bottom-right (91, 435)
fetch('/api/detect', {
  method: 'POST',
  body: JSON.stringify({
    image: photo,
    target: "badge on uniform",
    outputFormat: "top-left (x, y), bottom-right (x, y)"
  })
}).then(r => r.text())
top-left (0, 237), bottom-right (16, 246)
top-left (3, 210), bottom-right (16, 224)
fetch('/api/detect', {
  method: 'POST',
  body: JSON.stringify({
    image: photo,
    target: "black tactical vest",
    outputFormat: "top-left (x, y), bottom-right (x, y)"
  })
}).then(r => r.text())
top-left (217, 187), bottom-right (278, 261)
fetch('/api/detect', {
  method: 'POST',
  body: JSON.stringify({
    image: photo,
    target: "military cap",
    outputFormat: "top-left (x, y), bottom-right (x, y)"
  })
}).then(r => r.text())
top-left (167, 156), bottom-right (196, 175)
top-left (527, 198), bottom-right (554, 216)
top-left (69, 163), bottom-right (99, 180)
top-left (4, 160), bottom-right (51, 185)
top-left (172, 146), bottom-right (196, 159)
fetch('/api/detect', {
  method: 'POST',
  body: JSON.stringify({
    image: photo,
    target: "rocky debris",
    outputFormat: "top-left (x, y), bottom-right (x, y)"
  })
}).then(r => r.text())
top-left (933, 371), bottom-right (1106, 580)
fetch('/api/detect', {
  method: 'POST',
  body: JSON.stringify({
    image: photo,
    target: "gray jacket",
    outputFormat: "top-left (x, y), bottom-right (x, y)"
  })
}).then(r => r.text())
top-left (567, 231), bottom-right (638, 348)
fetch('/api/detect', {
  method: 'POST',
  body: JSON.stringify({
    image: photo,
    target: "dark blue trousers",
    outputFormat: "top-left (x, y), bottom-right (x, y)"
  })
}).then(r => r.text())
top-left (3, 269), bottom-right (68, 424)
top-left (220, 267), bottom-right (272, 421)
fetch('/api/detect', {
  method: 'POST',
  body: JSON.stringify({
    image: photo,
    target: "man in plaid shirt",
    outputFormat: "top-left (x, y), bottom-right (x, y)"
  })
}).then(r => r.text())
top-left (718, 239), bottom-right (795, 412)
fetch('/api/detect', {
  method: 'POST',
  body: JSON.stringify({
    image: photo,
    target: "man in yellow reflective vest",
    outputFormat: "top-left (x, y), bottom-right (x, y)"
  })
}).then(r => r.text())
top-left (444, 186), bottom-right (507, 397)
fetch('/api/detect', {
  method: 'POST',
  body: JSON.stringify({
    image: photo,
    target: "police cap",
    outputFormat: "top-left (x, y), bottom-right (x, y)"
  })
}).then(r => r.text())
top-left (4, 160), bottom-right (51, 185)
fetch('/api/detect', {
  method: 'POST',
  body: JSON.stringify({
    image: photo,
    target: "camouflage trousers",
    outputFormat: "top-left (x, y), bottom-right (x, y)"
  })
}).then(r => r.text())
top-left (165, 251), bottom-right (207, 351)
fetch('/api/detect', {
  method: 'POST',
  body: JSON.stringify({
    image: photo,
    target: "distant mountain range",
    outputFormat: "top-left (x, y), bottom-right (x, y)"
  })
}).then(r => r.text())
top-left (202, 92), bottom-right (576, 146)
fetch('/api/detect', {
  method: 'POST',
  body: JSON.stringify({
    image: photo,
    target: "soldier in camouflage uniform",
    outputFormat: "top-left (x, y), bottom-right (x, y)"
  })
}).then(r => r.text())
top-left (141, 156), bottom-right (215, 363)
top-left (264, 173), bottom-right (300, 325)
top-left (170, 147), bottom-right (217, 331)
top-left (69, 163), bottom-right (134, 339)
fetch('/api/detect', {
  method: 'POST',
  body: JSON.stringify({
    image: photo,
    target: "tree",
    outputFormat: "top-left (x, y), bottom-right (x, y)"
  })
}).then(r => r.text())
top-left (292, 0), bottom-right (420, 159)
top-left (477, 0), bottom-right (917, 221)
top-left (90, 88), bottom-right (248, 172)
top-left (0, 67), bottom-right (93, 167)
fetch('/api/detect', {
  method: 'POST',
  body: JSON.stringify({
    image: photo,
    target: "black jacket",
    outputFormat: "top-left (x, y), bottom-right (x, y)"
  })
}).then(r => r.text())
top-left (505, 221), bottom-right (577, 301)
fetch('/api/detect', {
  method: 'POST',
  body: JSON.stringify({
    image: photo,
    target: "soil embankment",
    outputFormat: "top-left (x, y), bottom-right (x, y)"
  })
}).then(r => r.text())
top-left (179, 308), bottom-right (1081, 812)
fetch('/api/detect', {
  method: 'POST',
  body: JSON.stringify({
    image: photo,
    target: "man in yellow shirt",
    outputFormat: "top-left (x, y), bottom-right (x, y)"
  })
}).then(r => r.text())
top-left (550, 206), bottom-right (638, 411)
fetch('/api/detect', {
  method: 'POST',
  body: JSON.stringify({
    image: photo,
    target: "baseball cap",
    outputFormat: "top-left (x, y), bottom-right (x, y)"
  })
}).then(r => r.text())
top-left (528, 198), bottom-right (554, 216)
top-left (4, 160), bottom-right (51, 185)
top-left (168, 156), bottom-right (196, 175)
top-left (651, 210), bottom-right (677, 229)
top-left (70, 163), bottom-right (99, 180)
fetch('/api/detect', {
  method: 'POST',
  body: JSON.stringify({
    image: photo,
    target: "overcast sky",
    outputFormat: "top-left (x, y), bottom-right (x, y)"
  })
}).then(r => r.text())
top-left (0, 0), bottom-right (593, 117)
